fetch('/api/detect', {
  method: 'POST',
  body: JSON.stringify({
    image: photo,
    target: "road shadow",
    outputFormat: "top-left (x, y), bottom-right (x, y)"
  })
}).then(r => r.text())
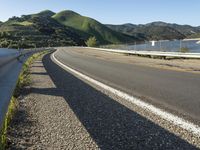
top-left (28, 87), bottom-right (61, 97)
top-left (38, 53), bottom-right (198, 150)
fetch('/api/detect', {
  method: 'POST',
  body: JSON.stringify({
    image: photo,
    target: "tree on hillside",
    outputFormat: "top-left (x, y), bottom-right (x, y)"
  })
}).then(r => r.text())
top-left (86, 36), bottom-right (98, 47)
top-left (0, 40), bottom-right (9, 48)
top-left (0, 32), bottom-right (10, 38)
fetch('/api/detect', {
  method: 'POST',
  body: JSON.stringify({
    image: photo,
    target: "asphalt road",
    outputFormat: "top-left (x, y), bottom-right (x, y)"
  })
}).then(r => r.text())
top-left (41, 52), bottom-right (198, 149)
top-left (54, 47), bottom-right (200, 124)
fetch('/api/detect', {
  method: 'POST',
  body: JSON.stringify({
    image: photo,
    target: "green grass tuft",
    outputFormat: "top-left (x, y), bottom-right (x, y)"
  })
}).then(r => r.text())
top-left (0, 97), bottom-right (18, 150)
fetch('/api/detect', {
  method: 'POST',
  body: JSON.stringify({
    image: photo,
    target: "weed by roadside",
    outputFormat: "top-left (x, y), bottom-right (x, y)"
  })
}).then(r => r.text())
top-left (0, 98), bottom-right (18, 150)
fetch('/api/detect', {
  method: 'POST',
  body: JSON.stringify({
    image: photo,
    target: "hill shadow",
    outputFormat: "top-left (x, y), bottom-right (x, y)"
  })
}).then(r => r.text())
top-left (36, 53), bottom-right (198, 150)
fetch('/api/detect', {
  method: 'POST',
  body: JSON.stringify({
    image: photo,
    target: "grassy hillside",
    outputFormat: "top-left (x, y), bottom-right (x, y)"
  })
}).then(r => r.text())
top-left (106, 24), bottom-right (147, 40)
top-left (147, 22), bottom-right (200, 36)
top-left (52, 10), bottom-right (138, 44)
top-left (187, 26), bottom-right (200, 38)
top-left (0, 11), bottom-right (85, 48)
top-left (106, 24), bottom-right (137, 34)
top-left (187, 33), bottom-right (200, 38)
top-left (107, 23), bottom-right (186, 41)
top-left (132, 25), bottom-right (185, 40)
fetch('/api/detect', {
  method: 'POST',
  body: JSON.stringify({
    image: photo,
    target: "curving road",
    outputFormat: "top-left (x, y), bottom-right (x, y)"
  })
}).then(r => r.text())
top-left (54, 47), bottom-right (200, 124)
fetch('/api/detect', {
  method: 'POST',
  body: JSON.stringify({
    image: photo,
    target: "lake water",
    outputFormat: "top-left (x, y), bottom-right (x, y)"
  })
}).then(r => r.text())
top-left (103, 40), bottom-right (200, 53)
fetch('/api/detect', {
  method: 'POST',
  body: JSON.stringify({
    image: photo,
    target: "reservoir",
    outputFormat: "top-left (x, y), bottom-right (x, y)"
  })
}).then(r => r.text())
top-left (103, 40), bottom-right (200, 53)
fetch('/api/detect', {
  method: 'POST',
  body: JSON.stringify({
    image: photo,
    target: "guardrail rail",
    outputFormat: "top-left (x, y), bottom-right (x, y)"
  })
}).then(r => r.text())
top-left (0, 48), bottom-right (51, 130)
top-left (84, 47), bottom-right (200, 59)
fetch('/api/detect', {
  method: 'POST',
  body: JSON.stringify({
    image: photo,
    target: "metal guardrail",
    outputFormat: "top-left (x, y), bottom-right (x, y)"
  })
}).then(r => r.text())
top-left (0, 53), bottom-right (19, 67)
top-left (0, 48), bottom-right (50, 129)
top-left (85, 47), bottom-right (200, 59)
top-left (0, 49), bottom-right (34, 68)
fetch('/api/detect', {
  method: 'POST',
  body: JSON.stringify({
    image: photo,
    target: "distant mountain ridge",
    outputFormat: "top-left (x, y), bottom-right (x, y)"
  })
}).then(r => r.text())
top-left (146, 21), bottom-right (200, 35)
top-left (106, 21), bottom-right (200, 41)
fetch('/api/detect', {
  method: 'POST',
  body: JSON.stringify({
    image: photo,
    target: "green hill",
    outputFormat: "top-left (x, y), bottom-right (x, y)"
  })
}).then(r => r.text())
top-left (0, 11), bottom-right (85, 48)
top-left (107, 22), bottom-right (200, 40)
top-left (52, 10), bottom-right (138, 44)
top-left (107, 23), bottom-right (186, 41)
top-left (131, 25), bottom-right (185, 40)
top-left (146, 22), bottom-right (200, 37)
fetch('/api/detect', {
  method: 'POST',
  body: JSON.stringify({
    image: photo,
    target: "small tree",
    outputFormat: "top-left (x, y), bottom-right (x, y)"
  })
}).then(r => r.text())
top-left (86, 36), bottom-right (97, 47)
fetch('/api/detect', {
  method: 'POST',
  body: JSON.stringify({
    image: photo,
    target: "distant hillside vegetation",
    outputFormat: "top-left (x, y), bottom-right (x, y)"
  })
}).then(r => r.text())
top-left (52, 10), bottom-right (138, 44)
top-left (107, 22), bottom-right (200, 40)
top-left (146, 22), bottom-right (200, 36)
top-left (0, 10), bottom-right (86, 48)
top-left (187, 33), bottom-right (200, 38)
top-left (107, 23), bottom-right (185, 40)
top-left (131, 24), bottom-right (185, 40)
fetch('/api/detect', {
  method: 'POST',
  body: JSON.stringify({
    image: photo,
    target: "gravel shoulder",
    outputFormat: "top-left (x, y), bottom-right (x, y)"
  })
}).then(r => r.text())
top-left (7, 55), bottom-right (98, 149)
top-left (66, 47), bottom-right (200, 74)
top-left (6, 53), bottom-right (199, 149)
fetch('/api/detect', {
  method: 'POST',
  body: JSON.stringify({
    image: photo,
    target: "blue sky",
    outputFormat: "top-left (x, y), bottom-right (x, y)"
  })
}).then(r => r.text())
top-left (0, 0), bottom-right (199, 26)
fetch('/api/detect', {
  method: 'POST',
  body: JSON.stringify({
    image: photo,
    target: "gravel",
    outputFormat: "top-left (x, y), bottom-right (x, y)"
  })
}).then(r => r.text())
top-left (6, 53), bottom-right (200, 149)
top-left (7, 57), bottom-right (98, 149)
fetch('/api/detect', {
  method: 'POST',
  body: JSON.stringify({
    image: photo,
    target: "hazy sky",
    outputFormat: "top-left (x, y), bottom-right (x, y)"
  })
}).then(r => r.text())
top-left (0, 0), bottom-right (199, 26)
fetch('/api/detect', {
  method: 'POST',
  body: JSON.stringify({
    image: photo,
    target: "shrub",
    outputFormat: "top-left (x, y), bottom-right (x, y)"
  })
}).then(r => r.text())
top-left (85, 36), bottom-right (97, 47)
top-left (0, 40), bottom-right (9, 48)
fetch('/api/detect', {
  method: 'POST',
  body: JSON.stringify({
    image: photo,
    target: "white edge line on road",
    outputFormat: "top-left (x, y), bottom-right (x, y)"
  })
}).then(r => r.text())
top-left (52, 51), bottom-right (200, 136)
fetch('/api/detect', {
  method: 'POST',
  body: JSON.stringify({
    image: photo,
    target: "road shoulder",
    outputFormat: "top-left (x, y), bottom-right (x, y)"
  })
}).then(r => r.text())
top-left (7, 54), bottom-right (98, 149)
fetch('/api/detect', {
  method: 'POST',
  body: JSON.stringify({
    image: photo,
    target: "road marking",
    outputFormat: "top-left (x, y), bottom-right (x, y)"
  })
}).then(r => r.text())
top-left (52, 51), bottom-right (200, 136)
